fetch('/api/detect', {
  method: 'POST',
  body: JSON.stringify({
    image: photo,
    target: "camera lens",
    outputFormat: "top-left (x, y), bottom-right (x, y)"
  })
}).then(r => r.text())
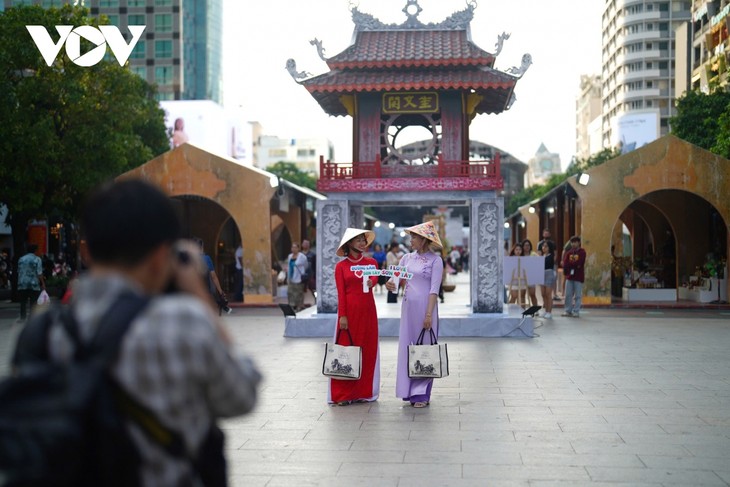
top-left (178, 250), bottom-right (191, 264)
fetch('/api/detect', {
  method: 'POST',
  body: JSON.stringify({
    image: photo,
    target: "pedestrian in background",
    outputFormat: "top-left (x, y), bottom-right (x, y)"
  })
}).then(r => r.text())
top-left (385, 242), bottom-right (401, 303)
top-left (301, 239), bottom-right (316, 301)
top-left (539, 240), bottom-right (556, 319)
top-left (449, 246), bottom-right (461, 273)
top-left (286, 242), bottom-right (309, 312)
top-left (196, 238), bottom-right (230, 315)
top-left (538, 228), bottom-right (558, 300)
top-left (562, 235), bottom-right (586, 318)
top-left (522, 239), bottom-right (539, 307)
top-left (386, 221), bottom-right (443, 408)
top-left (371, 243), bottom-right (387, 294)
top-left (507, 243), bottom-right (525, 305)
top-left (16, 243), bottom-right (45, 323)
top-left (234, 243), bottom-right (244, 302)
top-left (329, 228), bottom-right (380, 406)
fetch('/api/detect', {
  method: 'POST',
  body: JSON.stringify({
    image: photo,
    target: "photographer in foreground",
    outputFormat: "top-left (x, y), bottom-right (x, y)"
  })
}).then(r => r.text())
top-left (12, 178), bottom-right (261, 486)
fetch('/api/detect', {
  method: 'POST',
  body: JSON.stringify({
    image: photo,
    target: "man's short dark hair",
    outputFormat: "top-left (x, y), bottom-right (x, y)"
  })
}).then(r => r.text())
top-left (81, 179), bottom-right (181, 266)
top-left (25, 243), bottom-right (38, 254)
top-left (570, 235), bottom-right (581, 243)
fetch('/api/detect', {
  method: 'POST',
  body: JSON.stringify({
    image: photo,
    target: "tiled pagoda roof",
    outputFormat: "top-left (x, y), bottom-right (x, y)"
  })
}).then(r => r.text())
top-left (326, 30), bottom-right (495, 70)
top-left (295, 1), bottom-right (522, 117)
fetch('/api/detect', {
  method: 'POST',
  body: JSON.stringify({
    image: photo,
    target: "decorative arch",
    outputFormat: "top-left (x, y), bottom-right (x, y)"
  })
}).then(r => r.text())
top-left (572, 135), bottom-right (730, 304)
top-left (119, 143), bottom-right (277, 303)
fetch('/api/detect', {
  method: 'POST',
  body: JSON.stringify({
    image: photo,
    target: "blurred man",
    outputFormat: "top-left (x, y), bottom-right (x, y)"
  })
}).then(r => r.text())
top-left (13, 179), bottom-right (261, 485)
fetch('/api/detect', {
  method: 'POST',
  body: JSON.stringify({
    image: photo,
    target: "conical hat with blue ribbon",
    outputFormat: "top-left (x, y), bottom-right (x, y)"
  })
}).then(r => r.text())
top-left (405, 221), bottom-right (443, 249)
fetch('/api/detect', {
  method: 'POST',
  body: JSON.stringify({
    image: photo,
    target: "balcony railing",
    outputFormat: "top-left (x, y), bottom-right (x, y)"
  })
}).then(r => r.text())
top-left (317, 154), bottom-right (503, 192)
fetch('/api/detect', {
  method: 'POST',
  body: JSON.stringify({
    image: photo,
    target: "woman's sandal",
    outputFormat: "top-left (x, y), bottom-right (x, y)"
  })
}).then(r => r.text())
top-left (337, 400), bottom-right (352, 406)
top-left (412, 401), bottom-right (429, 408)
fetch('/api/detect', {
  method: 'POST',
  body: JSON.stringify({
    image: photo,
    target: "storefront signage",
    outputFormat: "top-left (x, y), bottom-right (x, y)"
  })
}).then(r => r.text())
top-left (382, 92), bottom-right (439, 114)
top-left (27, 220), bottom-right (48, 256)
top-left (694, 3), bottom-right (708, 21)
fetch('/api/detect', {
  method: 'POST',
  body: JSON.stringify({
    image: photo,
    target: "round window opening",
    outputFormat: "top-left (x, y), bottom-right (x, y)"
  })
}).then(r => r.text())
top-left (383, 114), bottom-right (440, 165)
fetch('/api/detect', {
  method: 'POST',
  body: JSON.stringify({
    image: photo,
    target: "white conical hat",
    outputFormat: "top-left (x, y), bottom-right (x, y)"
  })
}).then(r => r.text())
top-left (336, 228), bottom-right (376, 257)
top-left (405, 221), bottom-right (443, 249)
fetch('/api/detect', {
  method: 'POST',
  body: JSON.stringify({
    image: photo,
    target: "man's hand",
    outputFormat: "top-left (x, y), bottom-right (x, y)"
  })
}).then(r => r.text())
top-left (339, 316), bottom-right (349, 330)
top-left (172, 240), bottom-right (208, 298)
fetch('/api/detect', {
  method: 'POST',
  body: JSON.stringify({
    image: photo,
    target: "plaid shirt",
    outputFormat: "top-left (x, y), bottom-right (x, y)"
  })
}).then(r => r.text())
top-left (48, 274), bottom-right (261, 486)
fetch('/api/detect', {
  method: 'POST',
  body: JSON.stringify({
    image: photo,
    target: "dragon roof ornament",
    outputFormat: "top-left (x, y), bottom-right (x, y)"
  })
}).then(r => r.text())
top-left (350, 0), bottom-right (477, 31)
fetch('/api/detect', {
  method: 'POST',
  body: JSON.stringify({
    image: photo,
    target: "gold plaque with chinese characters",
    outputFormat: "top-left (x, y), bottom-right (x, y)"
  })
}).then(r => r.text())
top-left (382, 92), bottom-right (439, 114)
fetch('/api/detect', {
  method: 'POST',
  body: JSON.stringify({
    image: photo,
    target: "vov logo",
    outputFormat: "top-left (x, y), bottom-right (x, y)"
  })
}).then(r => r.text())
top-left (26, 25), bottom-right (146, 67)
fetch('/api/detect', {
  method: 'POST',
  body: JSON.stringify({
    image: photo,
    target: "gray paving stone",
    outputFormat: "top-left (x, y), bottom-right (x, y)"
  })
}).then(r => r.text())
top-left (462, 464), bottom-right (591, 481)
top-left (522, 452), bottom-right (645, 468)
top-left (338, 461), bottom-right (462, 478)
top-left (266, 476), bottom-right (399, 487)
top-left (585, 466), bottom-right (728, 485)
top-left (2, 299), bottom-right (730, 486)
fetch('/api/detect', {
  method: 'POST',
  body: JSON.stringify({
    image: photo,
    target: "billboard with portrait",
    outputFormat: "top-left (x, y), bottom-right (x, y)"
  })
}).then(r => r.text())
top-left (160, 100), bottom-right (253, 164)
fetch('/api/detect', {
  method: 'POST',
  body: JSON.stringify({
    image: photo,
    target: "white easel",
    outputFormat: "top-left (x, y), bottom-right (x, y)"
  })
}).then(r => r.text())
top-left (509, 257), bottom-right (529, 308)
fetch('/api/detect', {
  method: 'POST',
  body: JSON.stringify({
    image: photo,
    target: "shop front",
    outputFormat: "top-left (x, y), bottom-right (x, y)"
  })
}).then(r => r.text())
top-left (508, 135), bottom-right (730, 306)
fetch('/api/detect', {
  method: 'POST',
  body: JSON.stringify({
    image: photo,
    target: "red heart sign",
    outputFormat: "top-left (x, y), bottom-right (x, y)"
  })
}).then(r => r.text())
top-left (394, 271), bottom-right (401, 277)
top-left (354, 270), bottom-right (363, 278)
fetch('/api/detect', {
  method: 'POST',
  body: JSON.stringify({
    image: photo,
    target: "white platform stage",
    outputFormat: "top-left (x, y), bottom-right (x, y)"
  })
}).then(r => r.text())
top-left (283, 273), bottom-right (534, 338)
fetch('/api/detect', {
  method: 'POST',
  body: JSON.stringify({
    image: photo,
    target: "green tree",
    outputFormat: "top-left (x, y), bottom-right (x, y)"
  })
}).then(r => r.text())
top-left (266, 161), bottom-right (317, 191)
top-left (506, 147), bottom-right (621, 216)
top-left (711, 105), bottom-right (730, 159)
top-left (565, 147), bottom-right (621, 176)
top-left (0, 5), bottom-right (168, 279)
top-left (669, 89), bottom-right (730, 153)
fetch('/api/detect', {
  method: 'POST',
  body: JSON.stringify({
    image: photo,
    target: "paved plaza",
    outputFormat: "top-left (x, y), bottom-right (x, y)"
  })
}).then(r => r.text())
top-left (2, 288), bottom-right (730, 486)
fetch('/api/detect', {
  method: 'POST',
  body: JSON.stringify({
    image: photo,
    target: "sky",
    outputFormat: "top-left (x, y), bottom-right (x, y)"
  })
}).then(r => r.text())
top-left (223, 0), bottom-right (604, 170)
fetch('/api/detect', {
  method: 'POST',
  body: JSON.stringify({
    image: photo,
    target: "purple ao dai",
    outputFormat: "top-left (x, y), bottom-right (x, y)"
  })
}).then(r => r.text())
top-left (395, 251), bottom-right (443, 402)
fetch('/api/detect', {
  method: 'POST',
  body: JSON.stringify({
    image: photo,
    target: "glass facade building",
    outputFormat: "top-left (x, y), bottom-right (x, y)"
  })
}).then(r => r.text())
top-left (4, 0), bottom-right (223, 103)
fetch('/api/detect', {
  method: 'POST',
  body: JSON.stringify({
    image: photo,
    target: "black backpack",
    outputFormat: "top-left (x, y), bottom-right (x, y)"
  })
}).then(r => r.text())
top-left (0, 292), bottom-right (226, 487)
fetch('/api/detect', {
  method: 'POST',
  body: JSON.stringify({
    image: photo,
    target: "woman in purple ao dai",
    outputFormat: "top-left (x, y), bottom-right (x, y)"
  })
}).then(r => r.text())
top-left (386, 221), bottom-right (444, 408)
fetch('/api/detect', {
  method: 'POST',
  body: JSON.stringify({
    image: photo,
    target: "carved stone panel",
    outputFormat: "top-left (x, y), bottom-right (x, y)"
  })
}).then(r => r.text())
top-left (316, 200), bottom-right (349, 313)
top-left (349, 205), bottom-right (364, 229)
top-left (470, 197), bottom-right (504, 313)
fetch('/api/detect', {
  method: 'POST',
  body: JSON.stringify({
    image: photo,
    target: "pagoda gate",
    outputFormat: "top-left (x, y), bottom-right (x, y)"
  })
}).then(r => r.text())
top-left (287, 1), bottom-right (532, 336)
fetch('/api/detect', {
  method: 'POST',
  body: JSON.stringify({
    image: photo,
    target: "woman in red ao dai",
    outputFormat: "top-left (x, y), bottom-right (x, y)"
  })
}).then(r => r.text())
top-left (328, 228), bottom-right (380, 405)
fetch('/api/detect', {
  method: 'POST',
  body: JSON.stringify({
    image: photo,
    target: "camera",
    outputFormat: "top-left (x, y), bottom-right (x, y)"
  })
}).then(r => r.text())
top-left (217, 292), bottom-right (232, 315)
top-left (164, 242), bottom-right (206, 294)
top-left (177, 249), bottom-right (193, 265)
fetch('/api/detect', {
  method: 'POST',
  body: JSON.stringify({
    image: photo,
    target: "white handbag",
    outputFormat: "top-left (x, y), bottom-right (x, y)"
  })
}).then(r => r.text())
top-left (408, 328), bottom-right (449, 379)
top-left (322, 329), bottom-right (362, 380)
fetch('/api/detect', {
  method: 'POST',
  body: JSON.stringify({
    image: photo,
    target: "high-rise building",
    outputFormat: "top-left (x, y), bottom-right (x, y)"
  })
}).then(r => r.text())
top-left (526, 143), bottom-right (561, 187)
top-left (601, 1), bottom-right (691, 151)
top-left (5, 0), bottom-right (223, 104)
top-left (255, 134), bottom-right (334, 176)
top-left (575, 74), bottom-right (603, 160)
top-left (681, 0), bottom-right (730, 94)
